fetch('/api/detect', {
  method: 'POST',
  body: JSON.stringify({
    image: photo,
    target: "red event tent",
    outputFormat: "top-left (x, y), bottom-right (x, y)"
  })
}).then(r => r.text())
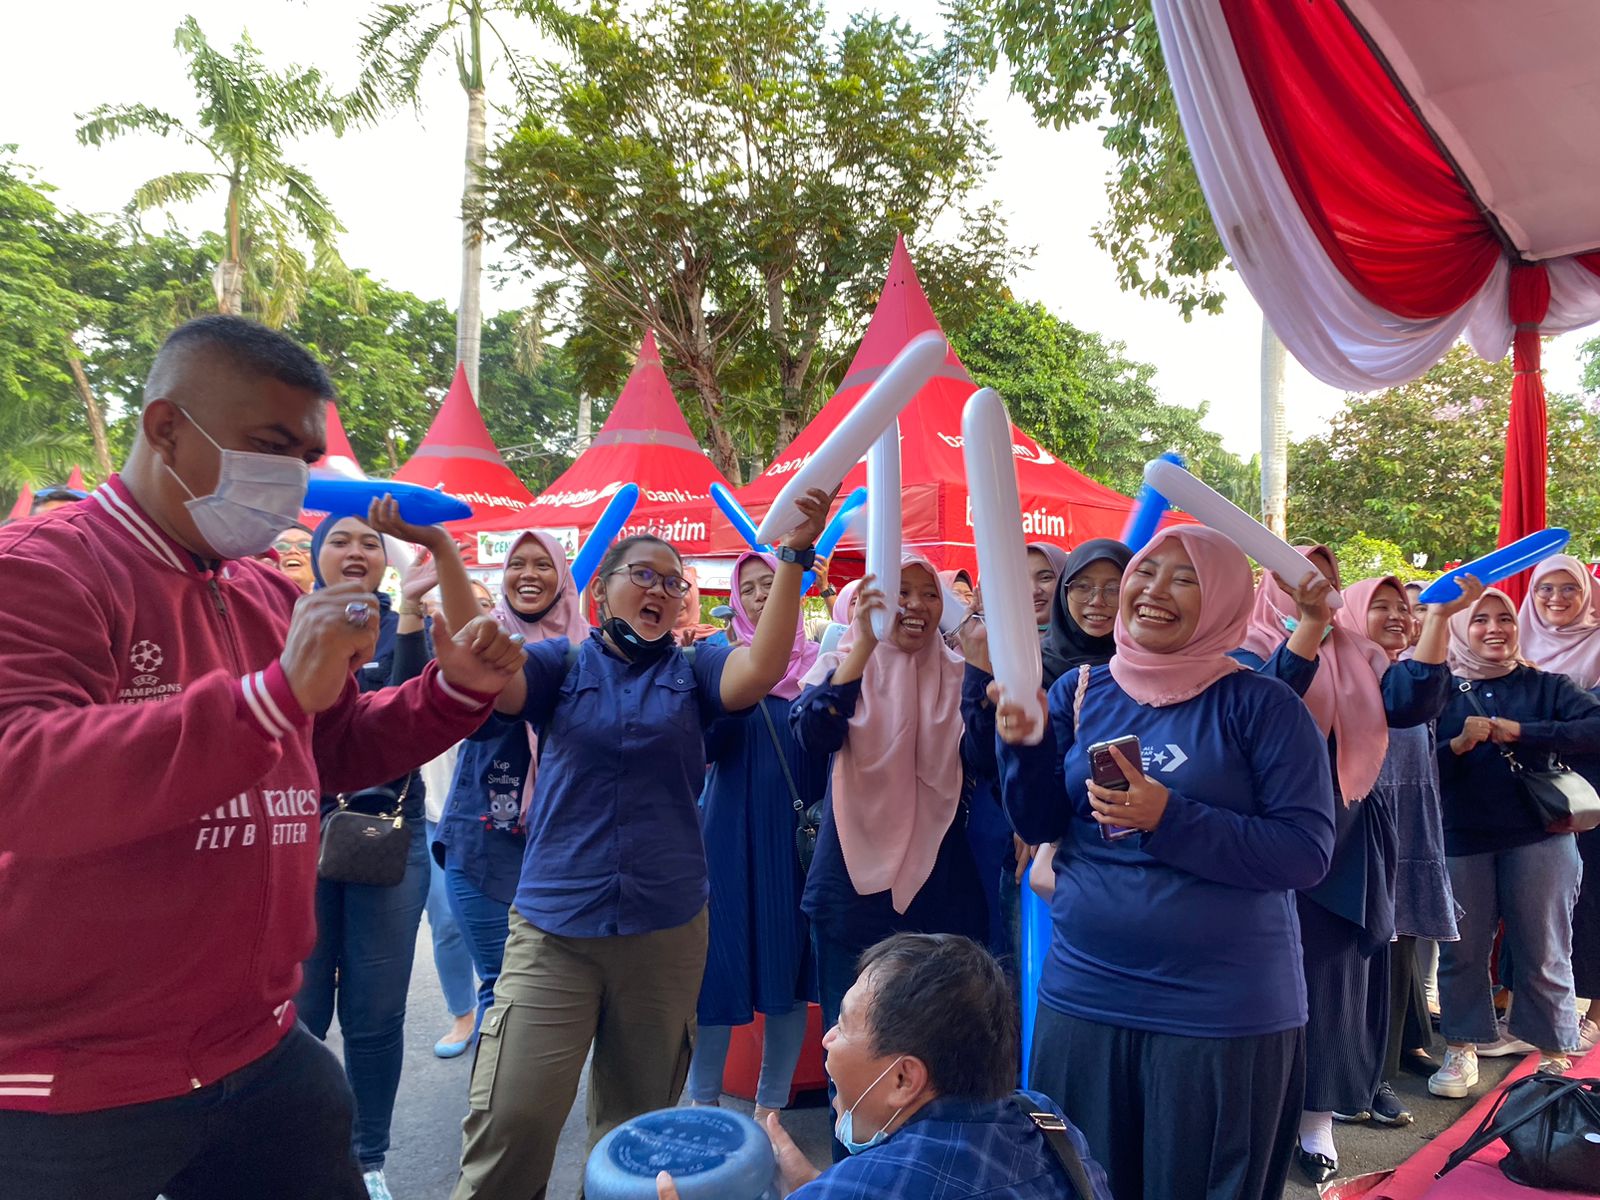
top-left (6, 483), bottom-right (33, 522)
top-left (723, 236), bottom-right (1171, 578)
top-left (473, 331), bottom-right (730, 564)
top-left (1151, 0), bottom-right (1600, 598)
top-left (393, 364), bottom-right (535, 531)
top-left (311, 402), bottom-right (364, 479)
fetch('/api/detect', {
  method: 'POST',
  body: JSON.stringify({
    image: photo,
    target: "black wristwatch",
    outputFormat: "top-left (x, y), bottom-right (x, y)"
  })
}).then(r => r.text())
top-left (773, 544), bottom-right (817, 570)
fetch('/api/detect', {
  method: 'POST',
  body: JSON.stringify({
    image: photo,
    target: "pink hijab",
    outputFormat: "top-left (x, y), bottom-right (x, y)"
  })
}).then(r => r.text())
top-left (490, 531), bottom-right (590, 815)
top-left (1518, 554), bottom-right (1600, 689)
top-left (832, 580), bottom-right (861, 624)
top-left (1449, 588), bottom-right (1526, 680)
top-left (1334, 576), bottom-right (1409, 664)
top-left (800, 553), bottom-right (964, 914)
top-left (1242, 545), bottom-right (1391, 803)
top-left (730, 551), bottom-right (817, 700)
top-left (1109, 526), bottom-right (1252, 707)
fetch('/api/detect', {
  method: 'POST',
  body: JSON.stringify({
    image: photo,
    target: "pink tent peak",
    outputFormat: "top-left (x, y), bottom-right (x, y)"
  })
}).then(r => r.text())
top-left (475, 330), bottom-right (730, 555)
top-left (6, 483), bottom-right (33, 521)
top-left (64, 466), bottom-right (87, 492)
top-left (394, 363), bottom-right (534, 521)
top-left (311, 403), bottom-right (363, 477)
top-left (725, 234), bottom-right (1179, 574)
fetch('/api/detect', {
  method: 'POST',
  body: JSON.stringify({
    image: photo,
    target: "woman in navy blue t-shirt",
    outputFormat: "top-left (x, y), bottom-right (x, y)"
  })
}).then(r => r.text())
top-left (996, 526), bottom-right (1336, 1200)
top-left (452, 492), bottom-right (831, 1200)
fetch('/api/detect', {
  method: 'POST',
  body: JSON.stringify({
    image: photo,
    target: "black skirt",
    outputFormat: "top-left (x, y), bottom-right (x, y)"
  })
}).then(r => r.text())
top-left (1298, 894), bottom-right (1390, 1111)
top-left (1030, 1003), bottom-right (1304, 1200)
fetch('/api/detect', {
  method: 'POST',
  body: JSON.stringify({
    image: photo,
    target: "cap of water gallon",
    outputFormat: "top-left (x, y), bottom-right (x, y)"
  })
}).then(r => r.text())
top-left (584, 1107), bottom-right (779, 1200)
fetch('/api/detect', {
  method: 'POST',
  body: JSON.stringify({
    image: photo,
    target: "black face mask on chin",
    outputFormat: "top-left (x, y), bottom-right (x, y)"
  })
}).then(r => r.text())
top-left (602, 614), bottom-right (674, 664)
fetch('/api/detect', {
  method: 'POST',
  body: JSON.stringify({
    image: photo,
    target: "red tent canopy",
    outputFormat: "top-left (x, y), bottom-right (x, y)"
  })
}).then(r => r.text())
top-left (311, 402), bottom-right (363, 479)
top-left (393, 364), bottom-right (534, 527)
top-left (472, 331), bottom-right (729, 562)
top-left (6, 483), bottom-right (33, 522)
top-left (1152, 0), bottom-right (1600, 597)
top-left (724, 236), bottom-right (1171, 577)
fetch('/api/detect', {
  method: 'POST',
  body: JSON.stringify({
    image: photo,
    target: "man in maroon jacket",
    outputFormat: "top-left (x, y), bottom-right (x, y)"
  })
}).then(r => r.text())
top-left (0, 317), bottom-right (524, 1200)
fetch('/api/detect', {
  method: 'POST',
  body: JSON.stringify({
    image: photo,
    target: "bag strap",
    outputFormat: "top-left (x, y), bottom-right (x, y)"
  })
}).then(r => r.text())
top-left (1458, 681), bottom-right (1528, 772)
top-left (1072, 663), bottom-right (1090, 729)
top-left (1436, 1075), bottom-right (1587, 1179)
top-left (1013, 1092), bottom-right (1093, 1200)
top-left (758, 700), bottom-right (805, 814)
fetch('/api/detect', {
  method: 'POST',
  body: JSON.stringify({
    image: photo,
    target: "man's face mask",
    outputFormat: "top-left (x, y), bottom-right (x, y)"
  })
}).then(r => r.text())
top-left (164, 407), bottom-right (309, 559)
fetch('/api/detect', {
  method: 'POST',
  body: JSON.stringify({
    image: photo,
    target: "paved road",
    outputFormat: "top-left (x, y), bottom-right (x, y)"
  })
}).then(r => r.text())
top-left (339, 933), bottom-right (1514, 1200)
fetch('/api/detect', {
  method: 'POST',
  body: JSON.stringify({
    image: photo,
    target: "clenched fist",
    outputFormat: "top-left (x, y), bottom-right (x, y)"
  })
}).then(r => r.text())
top-left (279, 582), bottom-right (381, 715)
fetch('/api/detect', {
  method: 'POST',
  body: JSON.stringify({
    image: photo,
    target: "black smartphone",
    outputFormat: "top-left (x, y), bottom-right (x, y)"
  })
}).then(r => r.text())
top-left (1087, 735), bottom-right (1142, 841)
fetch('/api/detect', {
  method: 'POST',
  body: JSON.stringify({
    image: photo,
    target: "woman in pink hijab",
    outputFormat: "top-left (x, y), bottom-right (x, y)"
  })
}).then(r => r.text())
top-left (685, 552), bottom-right (827, 1127)
top-left (1430, 587), bottom-right (1600, 1094)
top-left (790, 551), bottom-right (993, 1152)
top-left (1519, 555), bottom-right (1600, 1049)
top-left (995, 526), bottom-right (1336, 1200)
top-left (433, 530), bottom-right (588, 1037)
top-left (1240, 548), bottom-right (1465, 1183)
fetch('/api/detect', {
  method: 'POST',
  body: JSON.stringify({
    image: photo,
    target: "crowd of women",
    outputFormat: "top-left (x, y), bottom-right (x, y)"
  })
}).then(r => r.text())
top-left (268, 502), bottom-right (1600, 1200)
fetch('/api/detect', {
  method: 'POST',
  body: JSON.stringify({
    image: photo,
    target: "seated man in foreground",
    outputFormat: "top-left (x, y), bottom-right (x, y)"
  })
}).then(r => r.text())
top-left (662, 933), bottom-right (1112, 1199)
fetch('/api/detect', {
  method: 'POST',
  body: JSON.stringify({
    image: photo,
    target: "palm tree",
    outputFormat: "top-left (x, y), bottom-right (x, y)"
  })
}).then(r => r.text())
top-left (359, 1), bottom-right (564, 402)
top-left (76, 17), bottom-right (379, 327)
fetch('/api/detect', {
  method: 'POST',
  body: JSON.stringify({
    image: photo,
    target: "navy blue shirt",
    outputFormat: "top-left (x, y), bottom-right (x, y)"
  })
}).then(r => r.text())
top-left (512, 631), bottom-right (736, 937)
top-left (1000, 664), bottom-right (1336, 1038)
top-left (789, 1091), bottom-right (1112, 1200)
top-left (436, 713), bottom-right (531, 905)
top-left (792, 667), bottom-right (992, 953)
top-left (1437, 664), bottom-right (1600, 856)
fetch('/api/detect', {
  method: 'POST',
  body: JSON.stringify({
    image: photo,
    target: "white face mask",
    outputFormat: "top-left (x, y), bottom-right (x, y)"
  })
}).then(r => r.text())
top-left (164, 408), bottom-right (309, 559)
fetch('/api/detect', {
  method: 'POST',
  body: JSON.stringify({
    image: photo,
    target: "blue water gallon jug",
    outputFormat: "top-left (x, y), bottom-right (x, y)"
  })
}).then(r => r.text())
top-left (585, 1107), bottom-right (780, 1200)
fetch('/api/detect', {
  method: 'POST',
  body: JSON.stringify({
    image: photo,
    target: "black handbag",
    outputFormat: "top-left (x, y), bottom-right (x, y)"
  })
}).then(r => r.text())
top-left (1460, 683), bottom-right (1600, 834)
top-left (758, 701), bottom-right (821, 873)
top-left (1436, 1073), bottom-right (1600, 1189)
top-left (317, 777), bottom-right (412, 887)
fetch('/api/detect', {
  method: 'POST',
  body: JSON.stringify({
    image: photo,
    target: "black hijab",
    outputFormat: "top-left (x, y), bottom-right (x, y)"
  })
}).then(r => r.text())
top-left (1041, 538), bottom-right (1133, 688)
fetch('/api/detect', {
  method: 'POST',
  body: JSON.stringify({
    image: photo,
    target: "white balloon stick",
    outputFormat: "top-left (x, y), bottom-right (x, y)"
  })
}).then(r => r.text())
top-left (961, 387), bottom-right (1044, 743)
top-left (865, 421), bottom-right (903, 642)
top-left (1143, 457), bottom-right (1342, 608)
top-left (755, 331), bottom-right (947, 544)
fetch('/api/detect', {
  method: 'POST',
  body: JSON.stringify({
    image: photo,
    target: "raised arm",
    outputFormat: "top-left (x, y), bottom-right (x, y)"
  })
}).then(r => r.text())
top-left (719, 487), bottom-right (833, 710)
top-left (367, 496), bottom-right (480, 637)
top-left (995, 675), bottom-right (1076, 845)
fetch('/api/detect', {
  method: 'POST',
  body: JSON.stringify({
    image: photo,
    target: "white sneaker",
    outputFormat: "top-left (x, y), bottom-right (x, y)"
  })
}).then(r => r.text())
top-left (363, 1170), bottom-right (394, 1200)
top-left (1477, 1018), bottom-right (1536, 1058)
top-left (1577, 1016), bottom-right (1598, 1055)
top-left (1429, 1046), bottom-right (1480, 1098)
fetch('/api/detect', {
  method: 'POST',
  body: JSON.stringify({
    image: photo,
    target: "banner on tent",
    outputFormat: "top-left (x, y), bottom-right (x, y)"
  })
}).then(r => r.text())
top-left (963, 496), bottom-right (1066, 541)
top-left (477, 527), bottom-right (581, 566)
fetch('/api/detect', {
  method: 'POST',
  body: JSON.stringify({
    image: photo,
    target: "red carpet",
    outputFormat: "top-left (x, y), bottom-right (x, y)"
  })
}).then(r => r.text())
top-left (1351, 1044), bottom-right (1599, 1199)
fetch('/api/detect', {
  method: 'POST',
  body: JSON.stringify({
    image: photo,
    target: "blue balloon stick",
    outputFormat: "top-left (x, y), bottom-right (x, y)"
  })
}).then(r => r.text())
top-left (1121, 451), bottom-right (1185, 552)
top-left (302, 477), bottom-right (473, 524)
top-left (570, 483), bottom-right (641, 592)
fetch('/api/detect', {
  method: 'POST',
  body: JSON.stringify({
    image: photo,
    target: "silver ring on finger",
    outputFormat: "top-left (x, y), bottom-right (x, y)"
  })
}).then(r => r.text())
top-left (344, 601), bottom-right (372, 627)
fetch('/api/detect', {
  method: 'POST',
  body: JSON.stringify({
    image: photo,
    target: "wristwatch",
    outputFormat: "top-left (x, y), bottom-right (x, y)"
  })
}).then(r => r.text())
top-left (773, 544), bottom-right (817, 570)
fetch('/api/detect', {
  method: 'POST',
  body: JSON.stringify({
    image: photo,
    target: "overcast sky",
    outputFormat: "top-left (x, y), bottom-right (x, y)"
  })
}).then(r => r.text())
top-left (4, 0), bottom-right (1586, 456)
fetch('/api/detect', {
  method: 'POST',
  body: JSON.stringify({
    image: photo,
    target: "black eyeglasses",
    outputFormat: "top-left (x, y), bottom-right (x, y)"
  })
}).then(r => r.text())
top-left (610, 564), bottom-right (691, 598)
top-left (1066, 581), bottom-right (1120, 601)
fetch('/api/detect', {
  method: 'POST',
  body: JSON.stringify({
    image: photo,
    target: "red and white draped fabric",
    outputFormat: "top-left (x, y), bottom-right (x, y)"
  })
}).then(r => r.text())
top-left (1152, 0), bottom-right (1600, 596)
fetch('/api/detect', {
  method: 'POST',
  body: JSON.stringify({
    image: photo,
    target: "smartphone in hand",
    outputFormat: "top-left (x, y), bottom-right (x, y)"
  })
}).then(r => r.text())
top-left (1087, 735), bottom-right (1142, 841)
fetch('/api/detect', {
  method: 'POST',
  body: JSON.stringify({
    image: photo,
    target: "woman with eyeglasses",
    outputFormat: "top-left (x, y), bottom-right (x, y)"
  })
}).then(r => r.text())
top-left (1430, 588), bottom-right (1600, 1094)
top-left (1518, 556), bottom-right (1600, 1055)
top-left (451, 492), bottom-right (832, 1200)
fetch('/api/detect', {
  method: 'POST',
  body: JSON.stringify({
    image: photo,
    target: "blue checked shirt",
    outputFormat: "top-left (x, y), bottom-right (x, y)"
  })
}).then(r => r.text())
top-left (789, 1091), bottom-right (1112, 1200)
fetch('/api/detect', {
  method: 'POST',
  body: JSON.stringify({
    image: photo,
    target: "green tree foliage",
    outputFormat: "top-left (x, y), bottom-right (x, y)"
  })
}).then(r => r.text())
top-left (487, 0), bottom-right (1016, 481)
top-left (949, 297), bottom-right (1257, 504)
top-left (77, 17), bottom-right (378, 325)
top-left (1289, 344), bottom-right (1600, 565)
top-left (958, 0), bottom-right (1225, 317)
top-left (1329, 533), bottom-right (1428, 583)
